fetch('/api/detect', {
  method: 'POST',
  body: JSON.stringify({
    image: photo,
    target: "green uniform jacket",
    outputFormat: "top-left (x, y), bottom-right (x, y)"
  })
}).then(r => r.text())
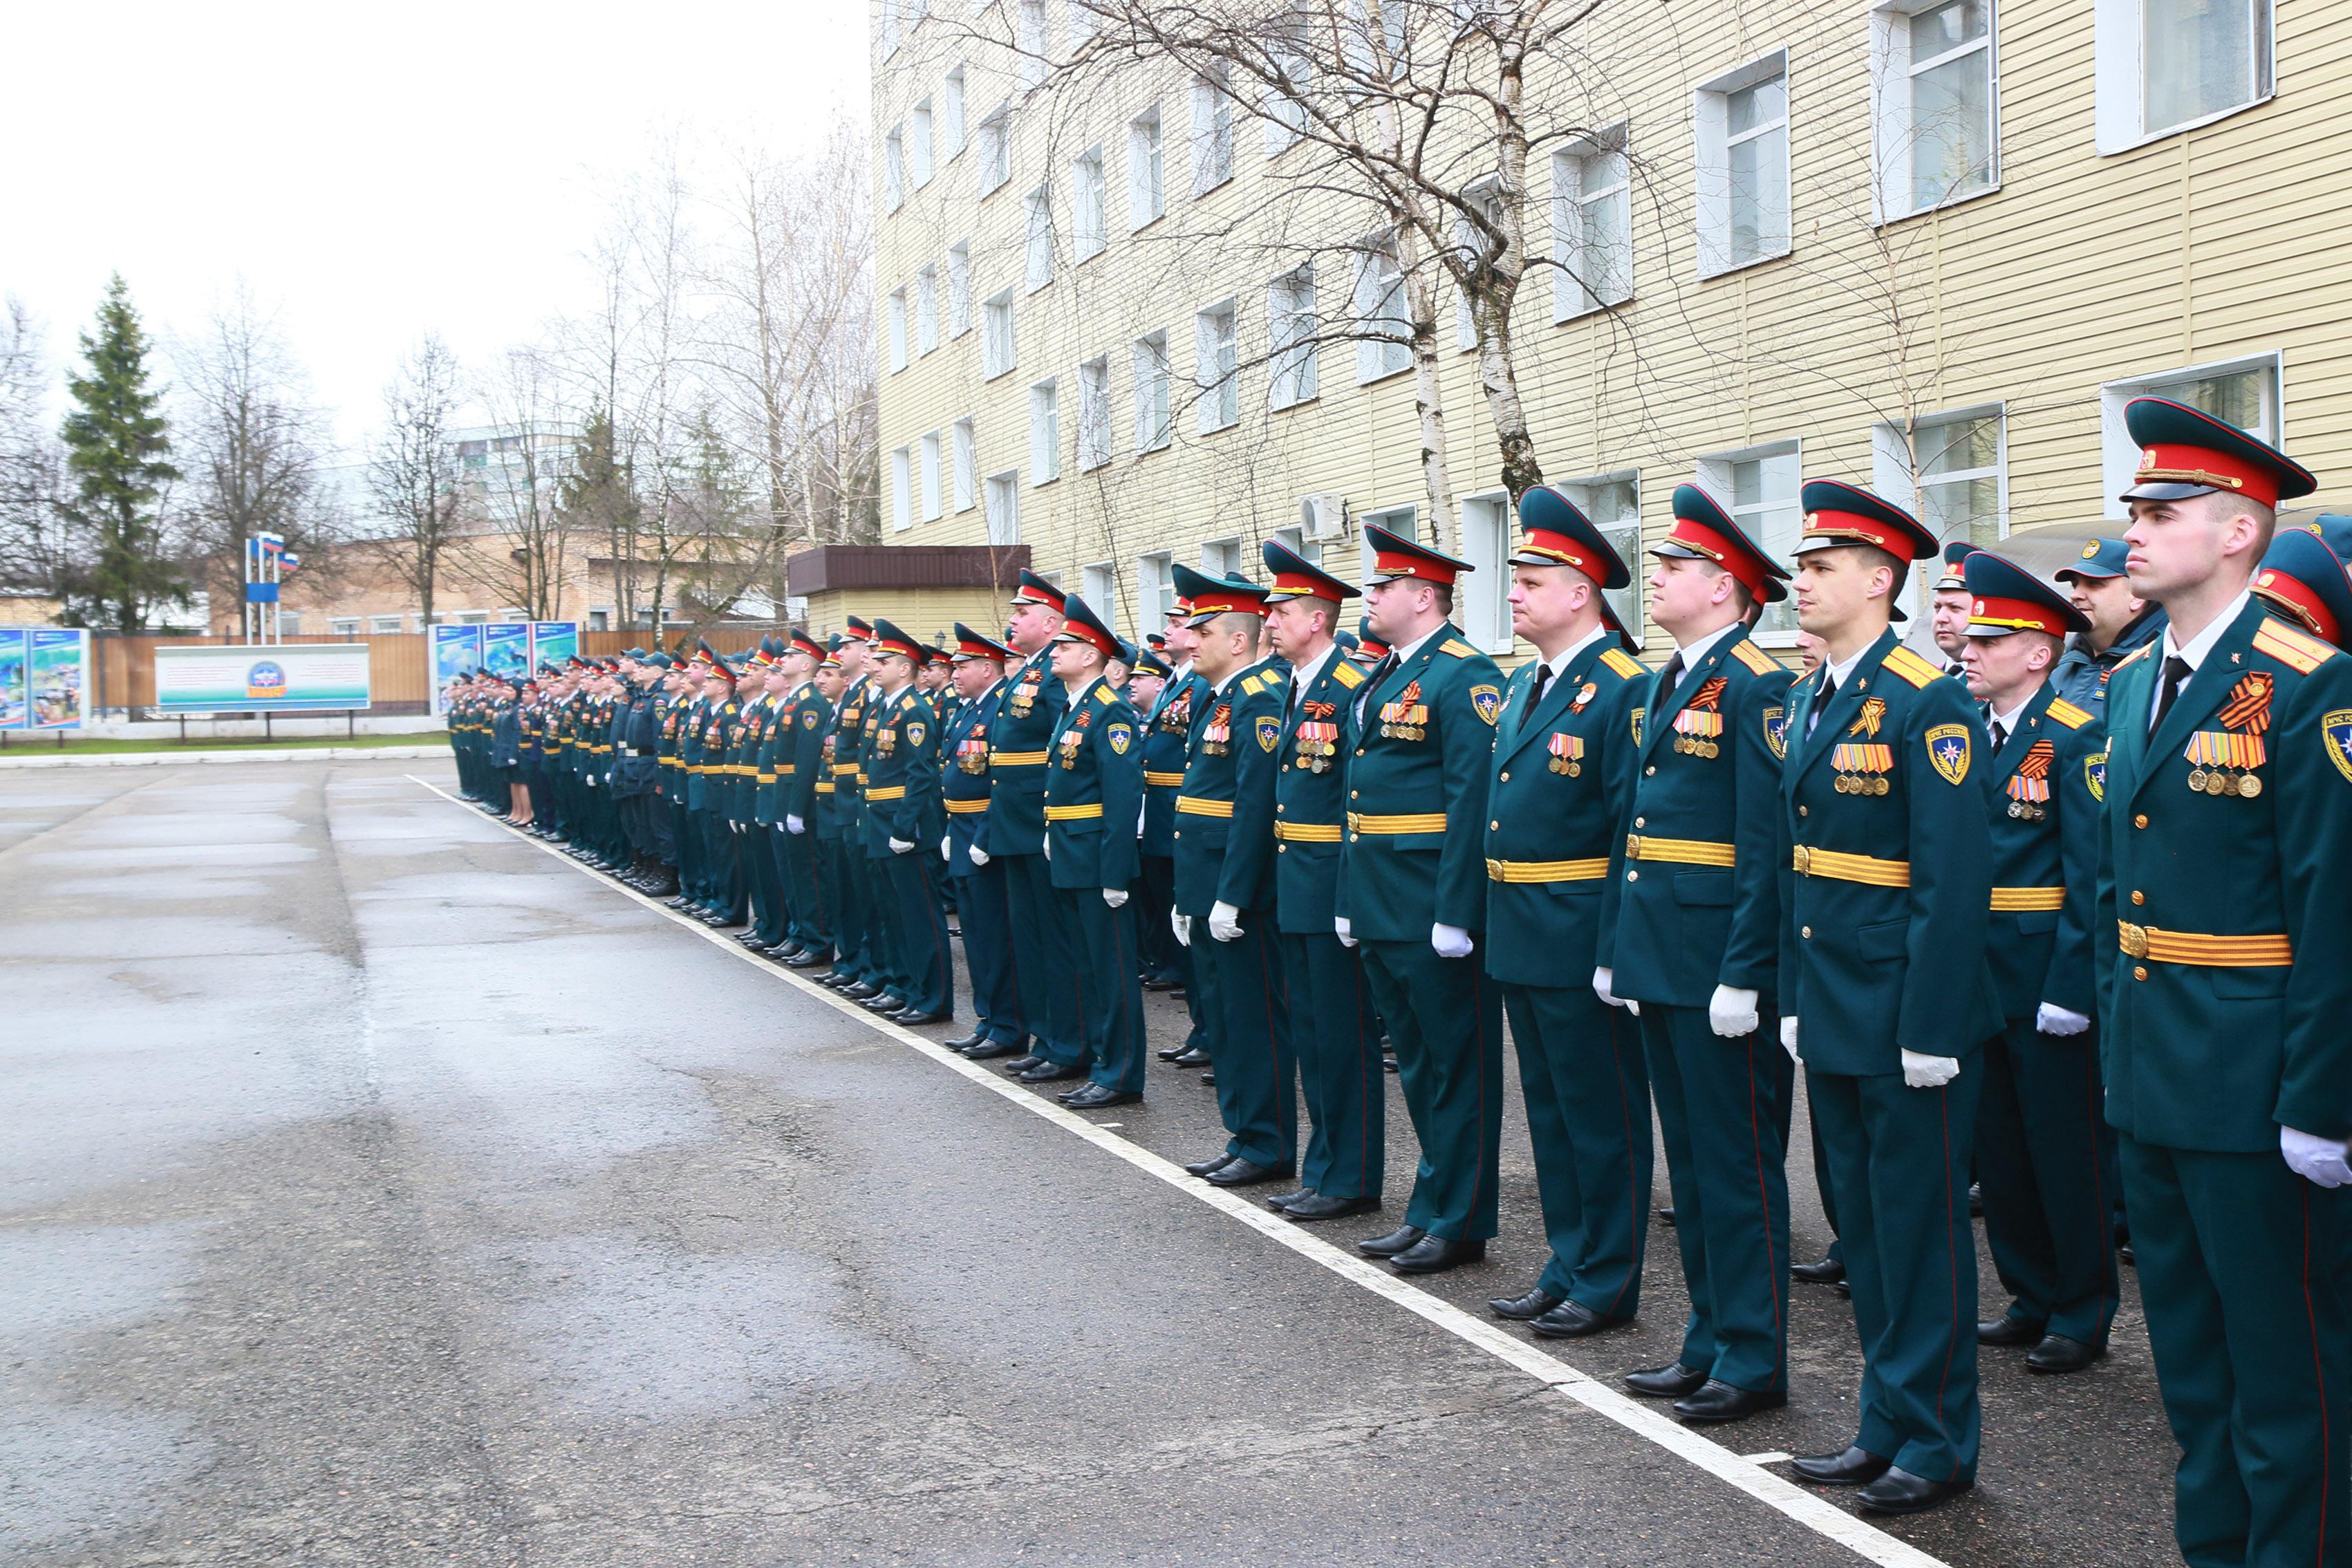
top-left (1045, 675), bottom-right (1145, 891)
top-left (1172, 660), bottom-right (1286, 916)
top-left (862, 685), bottom-right (946, 855)
top-left (1604, 627), bottom-right (1792, 1006)
top-left (1481, 635), bottom-right (1645, 988)
top-left (1141, 668), bottom-right (1205, 857)
top-left (776, 680), bottom-right (830, 825)
top-left (984, 648), bottom-right (1069, 857)
top-left (1778, 630), bottom-right (2001, 1072)
top-left (1982, 683), bottom-right (2105, 1021)
top-left (1271, 650), bottom-right (1370, 934)
top-left (1334, 625), bottom-right (1504, 940)
top-left (2095, 599), bottom-right (2352, 1150)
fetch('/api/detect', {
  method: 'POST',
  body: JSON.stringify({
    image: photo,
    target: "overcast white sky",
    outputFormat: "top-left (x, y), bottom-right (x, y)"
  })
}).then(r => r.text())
top-left (1, 0), bottom-right (870, 453)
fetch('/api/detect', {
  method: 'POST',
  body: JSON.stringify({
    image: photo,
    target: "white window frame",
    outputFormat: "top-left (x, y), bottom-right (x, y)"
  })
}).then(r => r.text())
top-left (1195, 300), bottom-right (1239, 433)
top-left (2095, 0), bottom-right (2274, 153)
top-left (1030, 377), bottom-right (1061, 483)
top-left (1263, 32), bottom-right (1313, 153)
top-left (984, 469), bottom-right (1022, 545)
top-left (915, 265), bottom-right (940, 354)
top-left (1139, 550), bottom-right (1175, 621)
top-left (911, 98), bottom-right (935, 188)
top-left (1870, 0), bottom-right (2000, 221)
top-left (1352, 242), bottom-right (1411, 384)
top-left (920, 430), bottom-right (944, 521)
top-left (1200, 537), bottom-right (1242, 578)
top-left (880, 0), bottom-right (900, 58)
top-left (329, 617), bottom-right (362, 637)
top-left (978, 104), bottom-right (1011, 196)
top-left (982, 289), bottom-right (1016, 380)
top-left (369, 615), bottom-right (406, 635)
top-left (1874, 404), bottom-right (2008, 551)
top-left (1128, 106), bottom-right (1165, 229)
top-left (1072, 145), bottom-right (1106, 261)
top-left (1458, 490), bottom-right (1513, 654)
top-left (1191, 67), bottom-right (1235, 196)
top-left (890, 445), bottom-right (913, 532)
top-left (1355, 505), bottom-right (1417, 585)
top-left (886, 287), bottom-right (909, 373)
top-left (1082, 562), bottom-right (1119, 631)
top-left (1132, 330), bottom-right (1170, 453)
top-left (2098, 353), bottom-right (2284, 520)
top-left (1024, 185), bottom-right (1054, 291)
top-left (1077, 355), bottom-right (1112, 470)
top-left (947, 241), bottom-right (972, 337)
top-left (884, 127), bottom-right (906, 212)
top-left (1552, 125), bottom-right (1633, 319)
top-left (1557, 469), bottom-right (1647, 646)
top-left (1018, 0), bottom-right (1050, 88)
top-left (1697, 440), bottom-right (1804, 641)
top-left (1268, 265), bottom-right (1318, 409)
top-left (952, 418), bottom-right (978, 511)
top-left (1695, 51), bottom-right (1793, 279)
top-left (942, 68), bottom-right (968, 159)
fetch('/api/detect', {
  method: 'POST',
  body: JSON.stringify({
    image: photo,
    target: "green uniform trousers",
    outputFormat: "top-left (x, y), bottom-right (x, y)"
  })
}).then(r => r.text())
top-left (1003, 852), bottom-right (1083, 1067)
top-left (1360, 939), bottom-right (1502, 1243)
top-left (1065, 890), bottom-right (1146, 1092)
top-left (1276, 929), bottom-right (1384, 1201)
top-left (1194, 917), bottom-right (1295, 1169)
top-left (1977, 1016), bottom-right (2120, 1348)
top-left (1503, 982), bottom-right (1650, 1315)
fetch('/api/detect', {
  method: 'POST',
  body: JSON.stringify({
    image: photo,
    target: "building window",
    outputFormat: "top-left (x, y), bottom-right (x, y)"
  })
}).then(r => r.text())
top-left (1195, 301), bottom-right (1239, 433)
top-left (943, 67), bottom-right (968, 158)
top-left (884, 127), bottom-right (906, 212)
top-left (1025, 185), bottom-right (1054, 290)
top-left (587, 609), bottom-right (610, 632)
top-left (985, 470), bottom-right (1021, 545)
top-left (915, 266), bottom-right (940, 355)
top-left (1072, 145), bottom-right (1106, 261)
top-left (1133, 330), bottom-right (1170, 452)
top-left (947, 241), bottom-right (971, 337)
top-left (880, 0), bottom-right (899, 57)
top-left (1264, 32), bottom-right (1313, 153)
top-left (1018, 0), bottom-right (1049, 88)
top-left (1352, 243), bottom-right (1411, 384)
top-left (1082, 562), bottom-right (1119, 629)
top-left (1355, 507), bottom-right (1416, 583)
top-left (330, 617), bottom-right (362, 637)
top-left (890, 445), bottom-right (913, 532)
top-left (1697, 53), bottom-right (1791, 277)
top-left (887, 287), bottom-right (909, 372)
top-left (1559, 471), bottom-right (1645, 643)
top-left (920, 431), bottom-right (944, 521)
top-left (1873, 0), bottom-right (1996, 217)
top-left (1912, 410), bottom-right (2006, 545)
top-left (2098, 0), bottom-right (2272, 148)
top-left (982, 290), bottom-right (1016, 379)
top-left (1078, 355), bottom-right (1112, 470)
top-left (1191, 68), bottom-right (1234, 196)
top-left (1200, 537), bottom-right (1242, 577)
top-left (1697, 443), bottom-right (1802, 634)
top-left (371, 615), bottom-right (406, 634)
top-left (2098, 355), bottom-right (2281, 518)
top-left (1553, 128), bottom-right (1632, 317)
top-left (978, 104), bottom-right (1011, 195)
top-left (911, 97), bottom-right (935, 187)
top-left (1139, 550), bottom-right (1175, 621)
top-left (953, 418), bottom-right (978, 511)
top-left (1031, 379), bottom-right (1061, 483)
top-left (1128, 106), bottom-right (1164, 229)
top-left (1269, 265), bottom-right (1318, 409)
top-left (1457, 493), bottom-right (1513, 653)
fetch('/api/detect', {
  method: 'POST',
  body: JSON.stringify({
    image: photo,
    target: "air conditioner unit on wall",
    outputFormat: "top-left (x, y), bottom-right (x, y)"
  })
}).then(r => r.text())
top-left (1300, 493), bottom-right (1348, 542)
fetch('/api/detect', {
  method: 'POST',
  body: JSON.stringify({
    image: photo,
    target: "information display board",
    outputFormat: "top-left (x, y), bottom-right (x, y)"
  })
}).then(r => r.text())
top-left (0, 629), bottom-right (27, 727)
top-left (529, 622), bottom-right (578, 670)
top-left (29, 629), bottom-right (88, 727)
top-left (431, 625), bottom-right (482, 713)
top-left (480, 623), bottom-right (531, 680)
top-left (153, 643), bottom-right (371, 715)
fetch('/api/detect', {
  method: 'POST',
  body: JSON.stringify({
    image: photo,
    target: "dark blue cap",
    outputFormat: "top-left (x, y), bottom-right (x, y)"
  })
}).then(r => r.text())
top-left (2055, 539), bottom-right (2131, 581)
top-left (1133, 647), bottom-right (1173, 678)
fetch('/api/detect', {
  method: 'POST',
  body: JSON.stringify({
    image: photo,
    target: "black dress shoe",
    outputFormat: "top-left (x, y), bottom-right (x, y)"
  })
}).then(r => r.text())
top-left (1206, 1158), bottom-right (1294, 1188)
top-left (1170, 1046), bottom-right (1211, 1067)
top-left (785, 951), bottom-right (830, 969)
top-left (2119, 1241), bottom-right (2135, 1267)
top-left (1018, 1060), bottom-right (1085, 1083)
top-left (964, 1039), bottom-right (1028, 1061)
top-left (1673, 1381), bottom-right (1788, 1422)
top-left (1155, 1044), bottom-right (1191, 1061)
top-left (1391, 1235), bottom-right (1486, 1274)
top-left (1792, 1254), bottom-right (1846, 1285)
top-left (1063, 1083), bottom-right (1141, 1109)
top-left (1184, 1152), bottom-right (1236, 1177)
top-left (1856, 1467), bottom-right (1972, 1515)
top-left (1977, 1314), bottom-right (2046, 1347)
top-left (1625, 1362), bottom-right (1709, 1398)
top-left (1199, 1072), bottom-right (1216, 1087)
top-left (2026, 1334), bottom-right (2103, 1374)
top-left (890, 1009), bottom-right (954, 1026)
top-left (942, 1029), bottom-right (989, 1050)
top-left (1529, 1300), bottom-right (1632, 1338)
top-left (1968, 1181), bottom-right (1984, 1217)
top-left (1789, 1446), bottom-right (1891, 1486)
top-left (1266, 1188), bottom-right (1312, 1211)
top-left (1282, 1193), bottom-right (1379, 1222)
top-left (1657, 1205), bottom-right (1677, 1226)
top-left (1358, 1225), bottom-right (1426, 1258)
top-left (1000, 1055), bottom-right (1045, 1073)
top-left (1488, 1287), bottom-right (1566, 1321)
top-left (859, 994), bottom-right (904, 1012)
top-left (774, 944), bottom-right (806, 961)
top-left (842, 982), bottom-right (881, 999)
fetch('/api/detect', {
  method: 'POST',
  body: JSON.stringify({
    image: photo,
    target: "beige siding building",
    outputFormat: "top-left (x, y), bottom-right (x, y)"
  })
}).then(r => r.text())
top-left (870, 0), bottom-right (2351, 663)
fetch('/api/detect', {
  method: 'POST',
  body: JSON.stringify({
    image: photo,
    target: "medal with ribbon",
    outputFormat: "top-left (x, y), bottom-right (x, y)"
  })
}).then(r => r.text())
top-left (1672, 676), bottom-right (1728, 757)
top-left (1203, 701), bottom-right (1233, 756)
top-left (1547, 732), bottom-right (1584, 776)
top-left (1294, 701), bottom-right (1341, 774)
top-left (2187, 671), bottom-right (2272, 796)
top-left (1831, 742), bottom-right (1895, 795)
top-left (1379, 680), bottom-right (1428, 740)
top-left (2006, 738), bottom-right (2055, 820)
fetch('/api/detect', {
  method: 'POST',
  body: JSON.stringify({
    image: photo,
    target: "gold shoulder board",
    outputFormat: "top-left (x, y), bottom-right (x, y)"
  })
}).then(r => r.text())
top-left (1332, 661), bottom-right (1366, 689)
top-left (1439, 639), bottom-right (1480, 659)
top-left (1240, 674), bottom-right (1264, 696)
top-left (2254, 618), bottom-right (2336, 674)
top-left (1600, 648), bottom-right (1645, 679)
top-left (1731, 641), bottom-right (1781, 675)
top-left (1880, 646), bottom-right (1941, 689)
top-left (2044, 698), bottom-right (2094, 730)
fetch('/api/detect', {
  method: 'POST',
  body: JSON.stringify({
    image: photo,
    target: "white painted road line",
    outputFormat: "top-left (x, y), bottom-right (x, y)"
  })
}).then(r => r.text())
top-left (409, 774), bottom-right (1952, 1568)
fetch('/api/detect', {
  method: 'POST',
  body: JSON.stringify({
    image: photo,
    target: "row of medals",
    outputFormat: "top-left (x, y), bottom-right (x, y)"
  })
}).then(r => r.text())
top-left (1379, 721), bottom-right (1426, 740)
top-left (1296, 738), bottom-right (1337, 774)
top-left (1672, 735), bottom-right (1720, 759)
top-left (2188, 765), bottom-right (2261, 797)
top-left (2006, 800), bottom-right (2046, 821)
top-left (1549, 757), bottom-right (1582, 776)
top-left (1834, 773), bottom-right (1892, 795)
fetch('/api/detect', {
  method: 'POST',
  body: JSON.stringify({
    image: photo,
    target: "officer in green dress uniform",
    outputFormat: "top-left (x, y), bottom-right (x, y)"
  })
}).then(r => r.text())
top-left (734, 641), bottom-right (789, 948)
top-left (938, 625), bottom-right (1027, 1056)
top-left (1778, 480), bottom-right (1999, 1515)
top-left (1339, 524), bottom-right (1507, 1274)
top-left (1953, 550), bottom-right (2118, 1376)
top-left (1169, 566), bottom-right (1294, 1182)
top-left (803, 642), bottom-right (855, 972)
top-left (1257, 541), bottom-right (1384, 1222)
top-left (1041, 596), bottom-right (1148, 1105)
top-left (1603, 485), bottom-right (1799, 1422)
top-left (2096, 398), bottom-right (2352, 1568)
top-left (1144, 602), bottom-right (1213, 1069)
top-left (815, 634), bottom-right (884, 996)
top-left (855, 620), bottom-right (955, 1024)
top-left (769, 632), bottom-right (832, 967)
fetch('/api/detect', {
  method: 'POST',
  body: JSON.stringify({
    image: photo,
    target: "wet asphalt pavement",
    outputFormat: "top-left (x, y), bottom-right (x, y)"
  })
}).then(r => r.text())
top-left (1, 762), bottom-right (2182, 1566)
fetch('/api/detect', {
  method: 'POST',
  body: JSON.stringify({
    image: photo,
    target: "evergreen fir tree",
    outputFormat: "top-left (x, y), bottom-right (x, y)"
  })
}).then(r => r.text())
top-left (58, 275), bottom-right (183, 631)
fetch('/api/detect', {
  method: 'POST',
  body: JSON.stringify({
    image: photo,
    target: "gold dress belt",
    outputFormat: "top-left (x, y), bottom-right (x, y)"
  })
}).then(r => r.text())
top-left (1791, 845), bottom-right (1911, 887)
top-left (2118, 922), bottom-right (2290, 967)
top-left (1625, 834), bottom-right (1735, 867)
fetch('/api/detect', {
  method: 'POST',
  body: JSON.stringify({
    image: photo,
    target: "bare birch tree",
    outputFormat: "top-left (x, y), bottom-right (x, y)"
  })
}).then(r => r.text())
top-left (364, 336), bottom-right (466, 626)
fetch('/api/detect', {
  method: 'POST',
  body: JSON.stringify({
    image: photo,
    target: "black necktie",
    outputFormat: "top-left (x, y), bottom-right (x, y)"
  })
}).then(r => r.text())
top-left (1990, 718), bottom-right (2008, 753)
top-left (2152, 655), bottom-right (2192, 736)
top-left (1807, 672), bottom-right (1836, 738)
top-left (1530, 662), bottom-right (1553, 711)
top-left (1659, 651), bottom-right (1686, 698)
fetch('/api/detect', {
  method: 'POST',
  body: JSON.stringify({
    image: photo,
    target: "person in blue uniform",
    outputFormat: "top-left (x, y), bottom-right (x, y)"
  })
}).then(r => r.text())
top-left (1603, 484), bottom-right (1798, 1423)
top-left (1475, 489), bottom-right (1653, 1329)
top-left (988, 572), bottom-right (1087, 1083)
top-left (1169, 565), bottom-right (1294, 1182)
top-left (854, 620), bottom-right (955, 1025)
top-left (2051, 537), bottom-right (2168, 718)
top-left (2096, 398), bottom-right (2352, 1568)
top-left (938, 625), bottom-right (1028, 1058)
top-left (1952, 549), bottom-right (2118, 1378)
top-left (1339, 525), bottom-right (1507, 1274)
top-left (1258, 541), bottom-right (1385, 1222)
top-left (1041, 595), bottom-right (1149, 1106)
top-left (1144, 601), bottom-right (1213, 1072)
top-left (1778, 480), bottom-right (1999, 1515)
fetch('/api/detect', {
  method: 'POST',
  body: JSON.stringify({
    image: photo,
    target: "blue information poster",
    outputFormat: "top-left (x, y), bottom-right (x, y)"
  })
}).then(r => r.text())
top-left (480, 623), bottom-right (531, 680)
top-left (431, 625), bottom-right (482, 714)
top-left (530, 622), bottom-right (579, 670)
top-left (0, 628), bottom-right (26, 727)
top-left (29, 628), bottom-right (88, 728)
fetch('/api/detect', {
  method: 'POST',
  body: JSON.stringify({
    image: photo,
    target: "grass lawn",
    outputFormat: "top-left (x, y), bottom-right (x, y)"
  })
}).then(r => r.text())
top-left (0, 731), bottom-right (449, 756)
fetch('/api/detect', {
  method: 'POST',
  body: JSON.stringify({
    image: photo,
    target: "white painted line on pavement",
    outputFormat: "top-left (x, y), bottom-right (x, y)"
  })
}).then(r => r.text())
top-left (409, 775), bottom-right (1953, 1568)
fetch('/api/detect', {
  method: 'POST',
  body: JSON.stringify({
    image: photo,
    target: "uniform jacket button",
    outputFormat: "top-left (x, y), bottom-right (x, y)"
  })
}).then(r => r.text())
top-left (2134, 814), bottom-right (2149, 828)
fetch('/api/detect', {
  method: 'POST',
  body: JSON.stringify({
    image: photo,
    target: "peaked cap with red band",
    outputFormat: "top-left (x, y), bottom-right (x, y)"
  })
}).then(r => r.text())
top-left (952, 622), bottom-right (1014, 662)
top-left (1171, 561), bottom-right (1267, 624)
top-left (1363, 521), bottom-right (1473, 587)
top-left (2253, 527), bottom-right (2352, 647)
top-left (787, 630), bottom-right (825, 661)
top-left (1011, 568), bottom-right (1067, 610)
top-left (868, 618), bottom-right (922, 662)
top-left (1795, 479), bottom-right (1940, 567)
top-left (1354, 616), bottom-right (1390, 659)
top-left (2121, 396), bottom-right (2316, 507)
top-left (1511, 485), bottom-right (1630, 588)
top-left (1934, 539), bottom-right (1975, 592)
top-left (1961, 549), bottom-right (2091, 639)
top-left (1054, 594), bottom-right (1121, 659)
top-left (844, 615), bottom-right (875, 643)
top-left (1262, 538), bottom-right (1359, 603)
top-left (1655, 485), bottom-right (1789, 602)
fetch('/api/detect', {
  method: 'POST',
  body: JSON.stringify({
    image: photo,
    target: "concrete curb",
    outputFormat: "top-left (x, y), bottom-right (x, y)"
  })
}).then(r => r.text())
top-left (0, 746), bottom-right (450, 771)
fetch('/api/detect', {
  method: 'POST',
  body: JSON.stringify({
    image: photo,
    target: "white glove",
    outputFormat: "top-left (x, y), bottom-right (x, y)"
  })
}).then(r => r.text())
top-left (1172, 910), bottom-right (1193, 946)
top-left (2035, 1002), bottom-right (2091, 1037)
top-left (1901, 1049), bottom-right (1962, 1090)
top-left (1780, 1016), bottom-right (1800, 1061)
top-left (786, 814), bottom-right (805, 834)
top-left (940, 834), bottom-right (952, 861)
top-left (1043, 838), bottom-right (1051, 861)
top-left (1334, 915), bottom-right (1356, 949)
top-left (888, 837), bottom-right (914, 855)
top-left (1592, 967), bottom-right (1624, 1007)
top-left (1708, 984), bottom-right (1760, 1038)
top-left (1103, 888), bottom-right (1128, 907)
top-left (584, 775), bottom-right (595, 787)
top-left (1209, 901), bottom-right (1242, 942)
top-left (968, 845), bottom-right (989, 867)
top-left (1431, 923), bottom-right (1474, 960)
top-left (2282, 1126), bottom-right (2352, 1188)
